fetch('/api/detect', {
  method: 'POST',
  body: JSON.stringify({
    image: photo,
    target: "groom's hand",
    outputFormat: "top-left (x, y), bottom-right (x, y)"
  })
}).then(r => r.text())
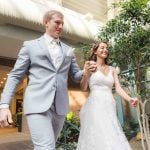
top-left (0, 108), bottom-right (13, 128)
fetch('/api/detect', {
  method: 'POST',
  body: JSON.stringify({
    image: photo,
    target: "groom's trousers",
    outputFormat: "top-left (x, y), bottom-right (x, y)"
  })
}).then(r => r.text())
top-left (26, 106), bottom-right (65, 150)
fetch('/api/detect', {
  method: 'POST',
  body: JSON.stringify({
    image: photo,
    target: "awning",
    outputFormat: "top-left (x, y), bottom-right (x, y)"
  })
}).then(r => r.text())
top-left (0, 0), bottom-right (103, 43)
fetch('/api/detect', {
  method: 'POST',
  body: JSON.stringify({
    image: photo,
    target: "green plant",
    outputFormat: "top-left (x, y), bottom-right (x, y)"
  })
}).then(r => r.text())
top-left (56, 112), bottom-right (80, 150)
top-left (99, 0), bottom-right (150, 98)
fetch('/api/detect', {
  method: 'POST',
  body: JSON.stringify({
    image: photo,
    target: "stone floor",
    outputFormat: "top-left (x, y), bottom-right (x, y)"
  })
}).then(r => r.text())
top-left (0, 128), bottom-right (144, 150)
top-left (0, 140), bottom-right (33, 150)
top-left (130, 137), bottom-right (144, 150)
top-left (0, 128), bottom-right (30, 144)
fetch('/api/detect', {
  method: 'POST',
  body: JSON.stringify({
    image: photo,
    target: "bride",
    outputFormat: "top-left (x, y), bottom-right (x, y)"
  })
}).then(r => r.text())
top-left (77, 41), bottom-right (138, 150)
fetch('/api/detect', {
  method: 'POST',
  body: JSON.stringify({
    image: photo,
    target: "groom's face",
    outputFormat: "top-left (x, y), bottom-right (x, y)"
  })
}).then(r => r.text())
top-left (45, 14), bottom-right (64, 39)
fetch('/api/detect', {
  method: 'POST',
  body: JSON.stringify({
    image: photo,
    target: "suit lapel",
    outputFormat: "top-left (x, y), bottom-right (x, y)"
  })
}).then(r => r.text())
top-left (37, 36), bottom-right (55, 69)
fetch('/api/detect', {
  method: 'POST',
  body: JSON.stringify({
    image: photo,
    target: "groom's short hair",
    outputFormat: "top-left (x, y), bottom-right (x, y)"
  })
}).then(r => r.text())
top-left (43, 10), bottom-right (64, 25)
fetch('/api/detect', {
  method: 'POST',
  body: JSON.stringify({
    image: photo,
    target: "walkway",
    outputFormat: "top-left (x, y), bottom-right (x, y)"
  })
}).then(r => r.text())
top-left (0, 128), bottom-right (143, 150)
top-left (0, 128), bottom-right (32, 150)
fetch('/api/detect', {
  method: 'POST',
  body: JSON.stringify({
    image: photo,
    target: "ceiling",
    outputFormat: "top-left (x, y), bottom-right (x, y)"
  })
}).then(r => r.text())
top-left (62, 0), bottom-right (108, 23)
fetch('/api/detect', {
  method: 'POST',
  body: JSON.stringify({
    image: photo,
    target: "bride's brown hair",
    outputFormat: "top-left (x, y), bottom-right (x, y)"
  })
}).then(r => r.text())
top-left (88, 40), bottom-right (109, 64)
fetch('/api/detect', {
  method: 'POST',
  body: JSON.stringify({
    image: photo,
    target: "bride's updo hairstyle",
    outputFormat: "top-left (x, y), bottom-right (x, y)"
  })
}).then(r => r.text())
top-left (88, 40), bottom-right (109, 64)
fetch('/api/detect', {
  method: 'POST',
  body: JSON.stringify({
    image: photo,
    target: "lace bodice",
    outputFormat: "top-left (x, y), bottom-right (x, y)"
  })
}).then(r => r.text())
top-left (89, 67), bottom-right (114, 92)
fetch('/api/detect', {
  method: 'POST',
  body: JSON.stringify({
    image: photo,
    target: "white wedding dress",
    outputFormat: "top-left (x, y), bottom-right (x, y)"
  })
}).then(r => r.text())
top-left (77, 67), bottom-right (132, 150)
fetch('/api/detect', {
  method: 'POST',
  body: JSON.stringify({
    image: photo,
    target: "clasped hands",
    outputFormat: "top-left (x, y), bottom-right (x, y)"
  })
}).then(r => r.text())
top-left (83, 61), bottom-right (97, 77)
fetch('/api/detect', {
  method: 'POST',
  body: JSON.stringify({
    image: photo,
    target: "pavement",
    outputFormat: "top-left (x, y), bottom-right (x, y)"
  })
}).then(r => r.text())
top-left (0, 128), bottom-right (144, 150)
top-left (0, 128), bottom-right (32, 150)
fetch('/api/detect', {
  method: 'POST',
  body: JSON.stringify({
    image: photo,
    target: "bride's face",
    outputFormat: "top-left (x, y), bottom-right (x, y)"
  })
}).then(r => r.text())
top-left (94, 42), bottom-right (108, 59)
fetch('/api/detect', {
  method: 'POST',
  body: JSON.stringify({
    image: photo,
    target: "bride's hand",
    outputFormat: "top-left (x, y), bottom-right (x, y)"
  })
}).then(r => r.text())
top-left (129, 98), bottom-right (139, 107)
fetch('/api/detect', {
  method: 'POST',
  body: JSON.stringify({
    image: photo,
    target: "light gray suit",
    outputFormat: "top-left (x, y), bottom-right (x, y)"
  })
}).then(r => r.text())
top-left (0, 35), bottom-right (83, 149)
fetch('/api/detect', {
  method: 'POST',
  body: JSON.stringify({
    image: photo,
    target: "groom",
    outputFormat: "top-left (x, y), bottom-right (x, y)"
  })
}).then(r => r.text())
top-left (0, 10), bottom-right (96, 149)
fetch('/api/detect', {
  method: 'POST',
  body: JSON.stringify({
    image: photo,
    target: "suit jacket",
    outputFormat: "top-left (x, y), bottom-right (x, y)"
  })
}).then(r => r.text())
top-left (0, 35), bottom-right (83, 115)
